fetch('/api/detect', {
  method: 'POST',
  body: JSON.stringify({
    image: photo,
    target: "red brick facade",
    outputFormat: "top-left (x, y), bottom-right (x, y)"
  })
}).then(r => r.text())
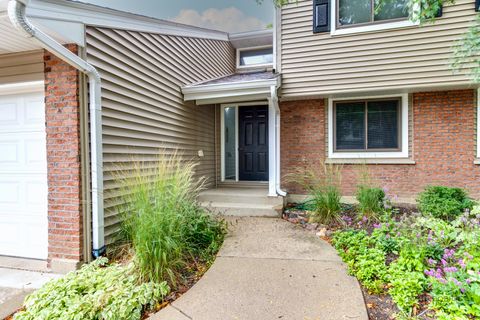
top-left (280, 90), bottom-right (480, 199)
top-left (44, 44), bottom-right (84, 268)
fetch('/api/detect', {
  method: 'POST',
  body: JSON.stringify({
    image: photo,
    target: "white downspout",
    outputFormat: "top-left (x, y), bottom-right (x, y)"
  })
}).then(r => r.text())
top-left (8, 0), bottom-right (105, 258)
top-left (270, 85), bottom-right (286, 197)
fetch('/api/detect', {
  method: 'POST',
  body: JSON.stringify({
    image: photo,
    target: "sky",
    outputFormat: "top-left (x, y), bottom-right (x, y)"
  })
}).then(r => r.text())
top-left (81, 0), bottom-right (274, 33)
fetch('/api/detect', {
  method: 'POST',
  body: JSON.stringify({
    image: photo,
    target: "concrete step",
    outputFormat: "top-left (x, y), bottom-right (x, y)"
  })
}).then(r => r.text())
top-left (198, 189), bottom-right (284, 206)
top-left (218, 181), bottom-right (269, 189)
top-left (200, 201), bottom-right (282, 218)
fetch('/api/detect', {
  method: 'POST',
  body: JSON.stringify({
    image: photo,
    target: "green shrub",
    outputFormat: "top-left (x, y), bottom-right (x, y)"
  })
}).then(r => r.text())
top-left (14, 258), bottom-right (169, 320)
top-left (117, 152), bottom-right (226, 286)
top-left (417, 186), bottom-right (475, 220)
top-left (356, 186), bottom-right (385, 219)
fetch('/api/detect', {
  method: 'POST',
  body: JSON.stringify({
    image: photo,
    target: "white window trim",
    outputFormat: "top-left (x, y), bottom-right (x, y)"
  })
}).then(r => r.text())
top-left (236, 45), bottom-right (273, 69)
top-left (330, 0), bottom-right (420, 36)
top-left (328, 93), bottom-right (409, 159)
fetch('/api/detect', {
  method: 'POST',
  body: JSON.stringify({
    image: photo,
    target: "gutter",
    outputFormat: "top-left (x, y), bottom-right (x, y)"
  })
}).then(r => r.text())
top-left (270, 85), bottom-right (287, 197)
top-left (8, 0), bottom-right (105, 258)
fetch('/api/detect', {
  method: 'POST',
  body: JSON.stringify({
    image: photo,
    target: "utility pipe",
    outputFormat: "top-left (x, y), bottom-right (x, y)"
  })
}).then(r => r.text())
top-left (8, 0), bottom-right (105, 258)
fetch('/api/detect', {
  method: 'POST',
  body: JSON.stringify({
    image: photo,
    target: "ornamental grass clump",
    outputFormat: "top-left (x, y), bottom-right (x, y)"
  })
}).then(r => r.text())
top-left (296, 162), bottom-right (343, 224)
top-left (116, 151), bottom-right (226, 287)
top-left (355, 165), bottom-right (386, 220)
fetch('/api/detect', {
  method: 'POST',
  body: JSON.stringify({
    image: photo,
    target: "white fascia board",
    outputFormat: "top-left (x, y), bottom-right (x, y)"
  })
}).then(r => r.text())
top-left (26, 0), bottom-right (229, 41)
top-left (182, 78), bottom-right (280, 102)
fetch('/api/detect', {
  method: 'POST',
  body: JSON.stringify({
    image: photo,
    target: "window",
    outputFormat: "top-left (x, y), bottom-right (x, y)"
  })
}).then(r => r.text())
top-left (328, 95), bottom-right (409, 160)
top-left (334, 99), bottom-right (400, 151)
top-left (238, 47), bottom-right (273, 68)
top-left (338, 0), bottom-right (408, 27)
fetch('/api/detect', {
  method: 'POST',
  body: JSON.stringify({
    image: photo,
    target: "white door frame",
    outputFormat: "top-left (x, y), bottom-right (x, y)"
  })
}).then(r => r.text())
top-left (220, 101), bottom-right (270, 183)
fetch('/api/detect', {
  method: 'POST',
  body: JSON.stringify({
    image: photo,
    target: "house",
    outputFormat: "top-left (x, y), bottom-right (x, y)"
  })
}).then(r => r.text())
top-left (277, 0), bottom-right (480, 203)
top-left (0, 0), bottom-right (479, 273)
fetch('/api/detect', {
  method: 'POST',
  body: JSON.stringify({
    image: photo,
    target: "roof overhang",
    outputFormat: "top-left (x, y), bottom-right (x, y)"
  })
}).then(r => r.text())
top-left (182, 76), bottom-right (281, 105)
top-left (229, 29), bottom-right (273, 49)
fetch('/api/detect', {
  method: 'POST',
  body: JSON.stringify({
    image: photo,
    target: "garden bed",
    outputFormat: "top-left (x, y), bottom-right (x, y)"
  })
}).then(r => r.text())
top-left (283, 198), bottom-right (480, 320)
top-left (8, 153), bottom-right (227, 320)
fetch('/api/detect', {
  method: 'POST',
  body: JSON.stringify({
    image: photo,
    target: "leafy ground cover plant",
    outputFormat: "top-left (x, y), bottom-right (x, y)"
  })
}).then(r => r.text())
top-left (14, 258), bottom-right (169, 320)
top-left (417, 186), bottom-right (475, 220)
top-left (331, 196), bottom-right (480, 319)
top-left (117, 151), bottom-right (227, 286)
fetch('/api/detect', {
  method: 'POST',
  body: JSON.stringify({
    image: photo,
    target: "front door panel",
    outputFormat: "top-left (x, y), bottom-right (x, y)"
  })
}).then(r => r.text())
top-left (239, 106), bottom-right (268, 181)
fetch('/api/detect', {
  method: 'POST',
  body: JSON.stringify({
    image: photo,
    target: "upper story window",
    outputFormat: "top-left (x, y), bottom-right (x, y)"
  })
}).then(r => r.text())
top-left (338, 0), bottom-right (409, 28)
top-left (237, 47), bottom-right (273, 68)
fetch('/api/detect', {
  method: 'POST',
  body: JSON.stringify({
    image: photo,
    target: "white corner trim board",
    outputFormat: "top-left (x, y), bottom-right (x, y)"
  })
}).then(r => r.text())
top-left (477, 88), bottom-right (480, 161)
top-left (327, 93), bottom-right (409, 159)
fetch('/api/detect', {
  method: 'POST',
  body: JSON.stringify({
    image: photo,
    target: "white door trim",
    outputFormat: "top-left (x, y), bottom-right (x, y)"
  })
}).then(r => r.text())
top-left (220, 101), bottom-right (269, 183)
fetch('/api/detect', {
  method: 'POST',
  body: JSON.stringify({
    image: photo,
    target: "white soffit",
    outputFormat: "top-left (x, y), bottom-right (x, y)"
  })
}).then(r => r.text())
top-left (229, 29), bottom-right (273, 49)
top-left (0, 13), bottom-right (42, 54)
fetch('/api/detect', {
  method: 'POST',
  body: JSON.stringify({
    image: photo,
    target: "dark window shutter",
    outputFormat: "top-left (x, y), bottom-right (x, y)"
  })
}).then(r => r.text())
top-left (476, 0), bottom-right (480, 12)
top-left (313, 0), bottom-right (330, 33)
top-left (435, 5), bottom-right (443, 17)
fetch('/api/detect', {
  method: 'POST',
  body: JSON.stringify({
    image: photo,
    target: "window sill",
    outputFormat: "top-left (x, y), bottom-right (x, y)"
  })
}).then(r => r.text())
top-left (475, 159), bottom-right (480, 165)
top-left (325, 158), bottom-right (416, 165)
top-left (331, 20), bottom-right (418, 37)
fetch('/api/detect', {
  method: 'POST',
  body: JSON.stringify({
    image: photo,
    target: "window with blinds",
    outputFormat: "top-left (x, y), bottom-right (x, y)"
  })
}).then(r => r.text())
top-left (334, 99), bottom-right (401, 151)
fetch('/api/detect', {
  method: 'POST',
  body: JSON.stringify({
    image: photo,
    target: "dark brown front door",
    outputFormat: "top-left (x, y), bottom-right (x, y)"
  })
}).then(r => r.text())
top-left (239, 106), bottom-right (268, 181)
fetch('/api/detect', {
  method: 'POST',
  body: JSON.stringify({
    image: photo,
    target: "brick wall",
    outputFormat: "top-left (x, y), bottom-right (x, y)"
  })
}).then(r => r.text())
top-left (44, 44), bottom-right (84, 269)
top-left (280, 90), bottom-right (480, 199)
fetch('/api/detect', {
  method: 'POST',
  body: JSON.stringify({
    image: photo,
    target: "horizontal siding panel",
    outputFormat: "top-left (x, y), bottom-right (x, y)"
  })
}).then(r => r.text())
top-left (86, 26), bottom-right (234, 245)
top-left (280, 0), bottom-right (477, 97)
top-left (0, 51), bottom-right (43, 84)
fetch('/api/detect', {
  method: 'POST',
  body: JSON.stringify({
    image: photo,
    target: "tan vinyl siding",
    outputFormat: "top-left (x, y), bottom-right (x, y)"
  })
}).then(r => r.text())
top-left (280, 0), bottom-right (477, 98)
top-left (0, 51), bottom-right (43, 84)
top-left (85, 27), bottom-right (235, 245)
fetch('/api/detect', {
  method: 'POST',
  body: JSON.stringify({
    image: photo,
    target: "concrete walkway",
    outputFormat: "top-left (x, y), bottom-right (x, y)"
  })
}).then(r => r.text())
top-left (151, 217), bottom-right (368, 320)
top-left (0, 268), bottom-right (61, 318)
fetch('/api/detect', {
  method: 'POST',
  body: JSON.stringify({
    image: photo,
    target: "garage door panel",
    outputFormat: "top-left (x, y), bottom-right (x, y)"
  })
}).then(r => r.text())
top-left (0, 91), bottom-right (47, 260)
top-left (0, 100), bottom-right (19, 123)
top-left (0, 141), bottom-right (19, 163)
top-left (0, 181), bottom-right (20, 204)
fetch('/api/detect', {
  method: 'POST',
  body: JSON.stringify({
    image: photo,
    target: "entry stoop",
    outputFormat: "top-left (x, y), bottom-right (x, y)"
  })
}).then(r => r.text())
top-left (198, 186), bottom-right (284, 217)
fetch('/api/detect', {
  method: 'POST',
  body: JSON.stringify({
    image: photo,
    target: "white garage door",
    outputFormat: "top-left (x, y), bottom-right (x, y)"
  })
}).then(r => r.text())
top-left (0, 89), bottom-right (48, 260)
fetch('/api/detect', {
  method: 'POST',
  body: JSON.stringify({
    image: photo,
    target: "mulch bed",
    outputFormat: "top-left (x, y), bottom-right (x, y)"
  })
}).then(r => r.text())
top-left (282, 203), bottom-right (434, 320)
